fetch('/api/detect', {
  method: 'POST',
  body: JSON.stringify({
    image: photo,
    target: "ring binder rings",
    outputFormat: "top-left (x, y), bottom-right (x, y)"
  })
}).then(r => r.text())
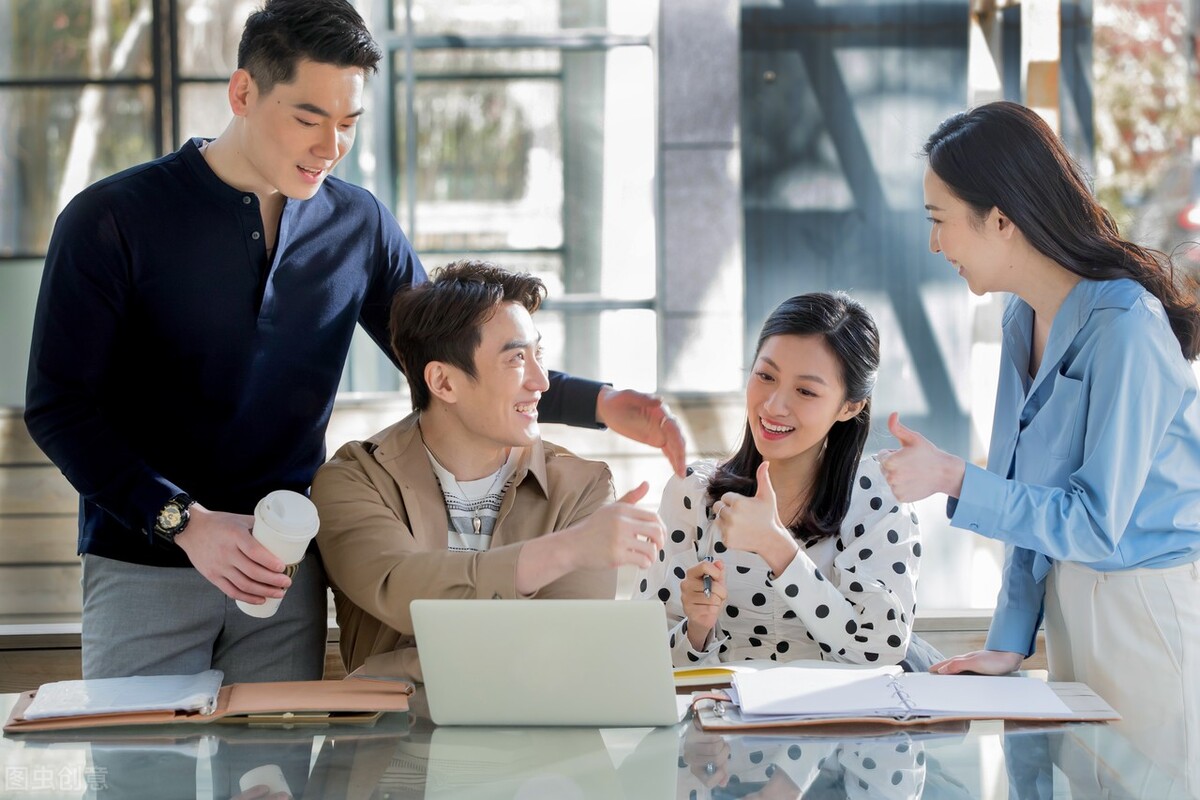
top-left (887, 675), bottom-right (917, 722)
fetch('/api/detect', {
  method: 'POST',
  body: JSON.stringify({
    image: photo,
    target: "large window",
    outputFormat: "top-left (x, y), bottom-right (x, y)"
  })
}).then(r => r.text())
top-left (344, 0), bottom-right (659, 394)
top-left (0, 0), bottom-right (659, 403)
top-left (0, 0), bottom-right (159, 258)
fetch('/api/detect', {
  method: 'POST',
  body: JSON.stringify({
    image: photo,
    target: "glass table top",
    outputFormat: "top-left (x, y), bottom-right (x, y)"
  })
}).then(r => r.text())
top-left (1, 690), bottom-right (1193, 799)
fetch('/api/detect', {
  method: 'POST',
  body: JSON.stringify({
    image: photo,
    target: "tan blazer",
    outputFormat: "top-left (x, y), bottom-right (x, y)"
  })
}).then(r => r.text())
top-left (312, 412), bottom-right (617, 680)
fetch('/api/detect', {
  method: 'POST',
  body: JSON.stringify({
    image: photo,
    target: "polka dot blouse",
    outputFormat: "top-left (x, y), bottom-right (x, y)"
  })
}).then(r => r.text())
top-left (636, 456), bottom-right (921, 667)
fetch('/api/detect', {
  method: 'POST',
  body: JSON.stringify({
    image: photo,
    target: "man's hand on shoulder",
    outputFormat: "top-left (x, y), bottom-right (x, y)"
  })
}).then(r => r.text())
top-left (595, 387), bottom-right (687, 477)
top-left (174, 504), bottom-right (292, 604)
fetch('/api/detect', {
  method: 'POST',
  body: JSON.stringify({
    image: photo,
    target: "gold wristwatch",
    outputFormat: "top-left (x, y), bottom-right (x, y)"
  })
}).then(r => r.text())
top-left (154, 493), bottom-right (195, 543)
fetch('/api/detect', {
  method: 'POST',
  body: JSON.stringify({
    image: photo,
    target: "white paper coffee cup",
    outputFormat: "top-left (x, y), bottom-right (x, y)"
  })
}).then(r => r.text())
top-left (239, 764), bottom-right (292, 797)
top-left (236, 490), bottom-right (320, 618)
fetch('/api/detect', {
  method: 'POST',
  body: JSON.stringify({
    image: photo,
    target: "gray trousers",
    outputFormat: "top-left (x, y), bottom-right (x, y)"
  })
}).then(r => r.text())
top-left (80, 552), bottom-right (327, 683)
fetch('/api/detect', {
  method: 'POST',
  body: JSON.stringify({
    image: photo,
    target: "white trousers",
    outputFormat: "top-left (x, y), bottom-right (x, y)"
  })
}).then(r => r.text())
top-left (1045, 558), bottom-right (1200, 795)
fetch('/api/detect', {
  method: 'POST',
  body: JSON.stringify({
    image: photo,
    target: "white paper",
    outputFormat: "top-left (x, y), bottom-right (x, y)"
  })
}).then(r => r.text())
top-left (729, 664), bottom-right (1074, 720)
top-left (897, 673), bottom-right (1072, 717)
top-left (23, 670), bottom-right (224, 720)
top-left (732, 665), bottom-right (903, 716)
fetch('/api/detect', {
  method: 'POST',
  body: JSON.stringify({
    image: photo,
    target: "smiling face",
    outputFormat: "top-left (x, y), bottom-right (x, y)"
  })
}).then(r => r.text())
top-left (923, 167), bottom-right (1014, 296)
top-left (441, 301), bottom-right (550, 453)
top-left (234, 58), bottom-right (365, 200)
top-left (745, 334), bottom-right (864, 467)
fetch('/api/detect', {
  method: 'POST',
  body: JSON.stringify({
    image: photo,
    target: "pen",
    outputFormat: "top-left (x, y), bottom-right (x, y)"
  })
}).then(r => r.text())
top-left (702, 506), bottom-right (718, 598)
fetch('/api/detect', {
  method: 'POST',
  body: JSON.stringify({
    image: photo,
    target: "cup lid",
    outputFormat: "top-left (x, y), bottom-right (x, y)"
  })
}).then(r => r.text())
top-left (256, 490), bottom-right (319, 538)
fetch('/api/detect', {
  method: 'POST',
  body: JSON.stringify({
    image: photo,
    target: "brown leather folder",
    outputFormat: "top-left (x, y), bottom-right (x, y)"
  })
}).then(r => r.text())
top-left (4, 677), bottom-right (413, 733)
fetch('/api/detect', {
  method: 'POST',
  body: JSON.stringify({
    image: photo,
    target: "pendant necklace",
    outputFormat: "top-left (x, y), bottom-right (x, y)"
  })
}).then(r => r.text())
top-left (418, 420), bottom-right (510, 535)
top-left (465, 467), bottom-right (508, 535)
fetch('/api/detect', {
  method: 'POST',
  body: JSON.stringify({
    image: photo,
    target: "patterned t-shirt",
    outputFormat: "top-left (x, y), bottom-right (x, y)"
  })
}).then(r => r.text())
top-left (636, 456), bottom-right (921, 667)
top-left (425, 448), bottom-right (519, 552)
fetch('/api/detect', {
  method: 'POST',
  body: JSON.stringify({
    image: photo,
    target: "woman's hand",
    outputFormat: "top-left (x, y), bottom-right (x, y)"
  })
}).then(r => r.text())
top-left (877, 413), bottom-right (966, 502)
top-left (681, 559), bottom-right (726, 651)
top-left (930, 649), bottom-right (1024, 675)
top-left (712, 462), bottom-right (798, 575)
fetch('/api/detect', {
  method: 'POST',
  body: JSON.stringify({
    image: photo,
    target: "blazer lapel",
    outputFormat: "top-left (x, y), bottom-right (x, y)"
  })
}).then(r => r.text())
top-left (492, 441), bottom-right (546, 545)
top-left (372, 414), bottom-right (448, 552)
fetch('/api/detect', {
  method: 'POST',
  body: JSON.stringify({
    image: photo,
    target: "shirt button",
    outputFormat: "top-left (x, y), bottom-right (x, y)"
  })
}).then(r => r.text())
top-left (969, 523), bottom-right (979, 531)
top-left (242, 196), bottom-right (252, 205)
top-left (251, 231), bottom-right (261, 240)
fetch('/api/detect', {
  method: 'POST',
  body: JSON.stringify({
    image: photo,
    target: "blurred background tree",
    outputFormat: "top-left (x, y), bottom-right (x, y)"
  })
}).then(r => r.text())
top-left (1094, 0), bottom-right (1200, 232)
top-left (2, 0), bottom-right (152, 254)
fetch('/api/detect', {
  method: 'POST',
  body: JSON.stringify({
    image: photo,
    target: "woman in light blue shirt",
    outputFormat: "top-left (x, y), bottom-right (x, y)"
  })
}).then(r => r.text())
top-left (878, 101), bottom-right (1200, 792)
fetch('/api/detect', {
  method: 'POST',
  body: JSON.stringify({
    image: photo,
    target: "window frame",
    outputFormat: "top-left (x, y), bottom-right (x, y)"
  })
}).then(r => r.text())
top-left (0, 0), bottom-right (170, 261)
top-left (377, 4), bottom-right (658, 321)
top-left (1, 0), bottom-right (662, 388)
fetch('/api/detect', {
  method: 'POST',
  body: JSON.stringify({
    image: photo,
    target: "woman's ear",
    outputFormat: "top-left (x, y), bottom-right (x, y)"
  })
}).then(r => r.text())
top-left (838, 398), bottom-right (867, 423)
top-left (992, 207), bottom-right (1016, 240)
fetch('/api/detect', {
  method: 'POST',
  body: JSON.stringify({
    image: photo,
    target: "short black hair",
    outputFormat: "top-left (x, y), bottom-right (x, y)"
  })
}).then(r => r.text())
top-left (238, 0), bottom-right (382, 95)
top-left (389, 261), bottom-right (547, 411)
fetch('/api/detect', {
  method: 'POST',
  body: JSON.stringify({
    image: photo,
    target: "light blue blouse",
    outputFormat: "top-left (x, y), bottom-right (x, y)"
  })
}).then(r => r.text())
top-left (949, 278), bottom-right (1200, 656)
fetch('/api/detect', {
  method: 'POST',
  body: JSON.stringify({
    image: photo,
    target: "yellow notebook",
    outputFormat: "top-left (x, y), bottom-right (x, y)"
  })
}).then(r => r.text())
top-left (673, 658), bottom-right (824, 688)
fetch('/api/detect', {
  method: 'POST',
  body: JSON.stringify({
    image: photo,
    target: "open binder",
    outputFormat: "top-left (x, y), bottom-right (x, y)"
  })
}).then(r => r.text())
top-left (3, 671), bottom-right (413, 734)
top-left (690, 663), bottom-right (1119, 731)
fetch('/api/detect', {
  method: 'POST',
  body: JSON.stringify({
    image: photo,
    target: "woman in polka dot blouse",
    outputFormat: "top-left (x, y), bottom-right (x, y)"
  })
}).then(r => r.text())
top-left (636, 292), bottom-right (920, 666)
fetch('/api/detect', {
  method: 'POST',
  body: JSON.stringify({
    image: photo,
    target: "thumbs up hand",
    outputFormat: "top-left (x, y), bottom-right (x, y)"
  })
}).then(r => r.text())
top-left (713, 461), bottom-right (799, 575)
top-left (877, 412), bottom-right (966, 502)
top-left (886, 412), bottom-right (923, 449)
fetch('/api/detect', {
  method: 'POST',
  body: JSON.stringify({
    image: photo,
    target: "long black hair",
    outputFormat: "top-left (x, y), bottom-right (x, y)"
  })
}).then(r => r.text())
top-left (707, 292), bottom-right (880, 540)
top-left (925, 100), bottom-right (1200, 359)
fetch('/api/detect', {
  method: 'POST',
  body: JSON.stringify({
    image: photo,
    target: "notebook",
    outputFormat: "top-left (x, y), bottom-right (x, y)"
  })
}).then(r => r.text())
top-left (20, 670), bottom-right (225, 720)
top-left (4, 674), bottom-right (413, 733)
top-left (692, 661), bottom-right (1120, 730)
top-left (410, 599), bottom-right (686, 726)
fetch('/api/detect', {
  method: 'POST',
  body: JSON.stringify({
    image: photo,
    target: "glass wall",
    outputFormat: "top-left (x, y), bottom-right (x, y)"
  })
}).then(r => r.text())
top-left (0, 0), bottom-right (659, 405)
top-left (344, 0), bottom-right (659, 394)
top-left (0, 0), bottom-right (157, 258)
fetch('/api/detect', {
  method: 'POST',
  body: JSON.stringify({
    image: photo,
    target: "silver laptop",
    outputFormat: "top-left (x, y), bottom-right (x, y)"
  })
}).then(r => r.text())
top-left (410, 599), bottom-right (685, 726)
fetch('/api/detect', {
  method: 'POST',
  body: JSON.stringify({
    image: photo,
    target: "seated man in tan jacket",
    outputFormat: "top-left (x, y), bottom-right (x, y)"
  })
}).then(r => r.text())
top-left (313, 260), bottom-right (666, 679)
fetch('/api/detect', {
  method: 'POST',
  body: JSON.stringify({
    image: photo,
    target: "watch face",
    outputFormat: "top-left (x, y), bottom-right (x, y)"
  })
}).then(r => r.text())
top-left (159, 504), bottom-right (183, 530)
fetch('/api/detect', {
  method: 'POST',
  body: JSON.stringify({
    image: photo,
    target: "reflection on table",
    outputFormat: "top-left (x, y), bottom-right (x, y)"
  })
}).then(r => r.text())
top-left (0, 690), bottom-right (1193, 799)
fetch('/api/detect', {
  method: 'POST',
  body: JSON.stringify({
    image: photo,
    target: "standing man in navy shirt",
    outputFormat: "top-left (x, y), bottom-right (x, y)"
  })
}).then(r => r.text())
top-left (24, 0), bottom-right (684, 683)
